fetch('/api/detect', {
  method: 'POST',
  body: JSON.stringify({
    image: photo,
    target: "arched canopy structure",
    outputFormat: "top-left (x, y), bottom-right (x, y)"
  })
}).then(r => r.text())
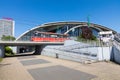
top-left (16, 22), bottom-right (116, 41)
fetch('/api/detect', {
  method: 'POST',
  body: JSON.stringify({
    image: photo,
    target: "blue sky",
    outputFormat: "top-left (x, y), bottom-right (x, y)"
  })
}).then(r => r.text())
top-left (0, 0), bottom-right (120, 37)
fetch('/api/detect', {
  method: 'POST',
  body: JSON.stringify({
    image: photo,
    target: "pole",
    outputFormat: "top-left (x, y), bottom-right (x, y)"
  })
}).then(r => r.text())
top-left (87, 15), bottom-right (90, 27)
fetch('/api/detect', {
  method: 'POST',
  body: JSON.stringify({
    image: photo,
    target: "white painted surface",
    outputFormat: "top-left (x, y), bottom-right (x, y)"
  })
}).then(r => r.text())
top-left (10, 47), bottom-right (17, 53)
top-left (97, 47), bottom-right (112, 61)
top-left (64, 40), bottom-right (80, 46)
top-left (42, 40), bottom-right (112, 62)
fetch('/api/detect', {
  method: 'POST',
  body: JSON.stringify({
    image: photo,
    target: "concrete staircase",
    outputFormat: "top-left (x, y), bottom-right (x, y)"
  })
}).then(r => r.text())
top-left (42, 46), bottom-right (98, 64)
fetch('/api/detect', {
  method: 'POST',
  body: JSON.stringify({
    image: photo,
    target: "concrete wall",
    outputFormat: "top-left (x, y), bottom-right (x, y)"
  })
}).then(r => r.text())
top-left (34, 45), bottom-right (44, 55)
top-left (0, 45), bottom-right (5, 58)
top-left (64, 40), bottom-right (112, 61)
top-left (64, 40), bottom-right (80, 46)
top-left (77, 47), bottom-right (112, 61)
top-left (41, 40), bottom-right (113, 62)
top-left (10, 47), bottom-right (17, 53)
top-left (97, 47), bottom-right (112, 61)
top-left (111, 42), bottom-right (120, 64)
top-left (42, 46), bottom-right (112, 61)
top-left (41, 48), bottom-right (97, 63)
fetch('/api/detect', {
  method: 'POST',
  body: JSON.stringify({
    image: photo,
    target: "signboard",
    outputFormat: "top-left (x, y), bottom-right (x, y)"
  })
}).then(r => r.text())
top-left (2, 17), bottom-right (13, 20)
top-left (99, 31), bottom-right (112, 35)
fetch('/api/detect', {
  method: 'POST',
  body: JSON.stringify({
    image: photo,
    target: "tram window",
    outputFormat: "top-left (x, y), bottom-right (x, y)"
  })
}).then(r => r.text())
top-left (38, 33), bottom-right (41, 37)
top-left (41, 34), bottom-right (46, 37)
top-left (102, 34), bottom-right (106, 37)
top-left (60, 35), bottom-right (63, 38)
top-left (64, 36), bottom-right (67, 38)
top-left (58, 35), bottom-right (61, 38)
top-left (34, 32), bottom-right (38, 36)
top-left (63, 36), bottom-right (66, 38)
top-left (45, 34), bottom-right (50, 37)
top-left (109, 34), bottom-right (112, 36)
top-left (51, 35), bottom-right (57, 38)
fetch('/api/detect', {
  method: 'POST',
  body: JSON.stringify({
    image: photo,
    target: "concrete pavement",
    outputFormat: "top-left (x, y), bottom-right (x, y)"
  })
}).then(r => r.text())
top-left (0, 55), bottom-right (120, 80)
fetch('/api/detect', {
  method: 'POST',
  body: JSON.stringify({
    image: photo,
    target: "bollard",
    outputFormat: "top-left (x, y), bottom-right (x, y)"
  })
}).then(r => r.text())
top-left (56, 53), bottom-right (58, 58)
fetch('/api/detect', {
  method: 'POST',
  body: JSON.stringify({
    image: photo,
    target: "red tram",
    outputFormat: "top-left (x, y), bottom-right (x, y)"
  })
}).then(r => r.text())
top-left (31, 31), bottom-right (69, 42)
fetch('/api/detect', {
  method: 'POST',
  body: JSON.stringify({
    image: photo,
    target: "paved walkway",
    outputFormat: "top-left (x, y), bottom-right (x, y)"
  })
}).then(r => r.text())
top-left (0, 55), bottom-right (120, 80)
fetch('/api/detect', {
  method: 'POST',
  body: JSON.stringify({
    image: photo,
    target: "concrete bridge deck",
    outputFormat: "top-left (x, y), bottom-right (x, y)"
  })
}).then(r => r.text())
top-left (0, 41), bottom-right (64, 58)
top-left (0, 41), bottom-right (64, 46)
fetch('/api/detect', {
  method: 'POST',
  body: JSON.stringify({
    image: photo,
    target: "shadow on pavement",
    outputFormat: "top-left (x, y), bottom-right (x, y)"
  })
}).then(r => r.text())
top-left (0, 63), bottom-right (12, 67)
top-left (5, 52), bottom-right (39, 58)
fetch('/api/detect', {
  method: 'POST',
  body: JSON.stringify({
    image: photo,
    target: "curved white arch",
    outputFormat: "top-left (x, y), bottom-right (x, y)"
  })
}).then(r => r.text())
top-left (16, 21), bottom-right (83, 40)
top-left (64, 24), bottom-right (102, 34)
top-left (16, 25), bottom-right (41, 40)
top-left (16, 21), bottom-right (71, 40)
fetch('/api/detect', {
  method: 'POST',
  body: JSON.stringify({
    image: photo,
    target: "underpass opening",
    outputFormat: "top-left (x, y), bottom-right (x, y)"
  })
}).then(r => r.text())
top-left (3, 44), bottom-right (63, 58)
top-left (3, 45), bottom-right (35, 57)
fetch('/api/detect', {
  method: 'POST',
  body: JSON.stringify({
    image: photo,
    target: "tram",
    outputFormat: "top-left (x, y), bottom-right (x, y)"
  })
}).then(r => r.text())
top-left (31, 31), bottom-right (69, 42)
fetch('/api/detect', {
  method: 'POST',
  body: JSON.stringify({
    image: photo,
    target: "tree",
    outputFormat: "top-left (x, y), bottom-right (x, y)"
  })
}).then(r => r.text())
top-left (81, 26), bottom-right (93, 40)
top-left (77, 26), bottom-right (97, 41)
top-left (5, 46), bottom-right (12, 54)
top-left (1, 35), bottom-right (16, 41)
top-left (5, 46), bottom-right (14, 56)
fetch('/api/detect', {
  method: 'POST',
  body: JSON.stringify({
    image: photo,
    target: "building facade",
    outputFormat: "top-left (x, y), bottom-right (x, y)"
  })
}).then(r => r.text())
top-left (16, 21), bottom-right (117, 53)
top-left (0, 18), bottom-right (15, 40)
top-left (16, 22), bottom-right (116, 41)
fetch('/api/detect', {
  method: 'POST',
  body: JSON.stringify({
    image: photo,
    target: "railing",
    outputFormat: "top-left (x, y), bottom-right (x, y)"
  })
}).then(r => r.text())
top-left (0, 41), bottom-right (64, 46)
top-left (76, 39), bottom-right (113, 47)
top-left (113, 33), bottom-right (120, 50)
top-left (113, 40), bottom-right (120, 50)
top-left (114, 34), bottom-right (120, 43)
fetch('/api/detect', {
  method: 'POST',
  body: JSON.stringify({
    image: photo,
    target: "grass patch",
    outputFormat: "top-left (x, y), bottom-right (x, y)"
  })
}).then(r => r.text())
top-left (5, 53), bottom-right (15, 57)
top-left (0, 58), bottom-right (3, 62)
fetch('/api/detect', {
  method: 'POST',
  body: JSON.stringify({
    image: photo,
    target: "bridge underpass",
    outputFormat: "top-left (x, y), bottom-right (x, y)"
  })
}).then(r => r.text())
top-left (0, 41), bottom-right (64, 58)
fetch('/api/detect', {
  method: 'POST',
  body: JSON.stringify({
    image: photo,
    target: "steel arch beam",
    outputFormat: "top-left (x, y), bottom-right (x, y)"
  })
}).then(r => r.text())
top-left (64, 24), bottom-right (102, 34)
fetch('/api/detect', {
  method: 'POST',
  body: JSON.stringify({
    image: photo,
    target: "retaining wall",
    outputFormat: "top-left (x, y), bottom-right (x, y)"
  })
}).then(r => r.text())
top-left (111, 42), bottom-right (120, 64)
top-left (0, 45), bottom-right (5, 58)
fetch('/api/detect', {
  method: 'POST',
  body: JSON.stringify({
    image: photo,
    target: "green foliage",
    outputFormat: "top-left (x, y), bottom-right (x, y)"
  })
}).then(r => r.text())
top-left (5, 46), bottom-right (12, 54)
top-left (5, 46), bottom-right (14, 56)
top-left (77, 34), bottom-right (97, 41)
top-left (91, 35), bottom-right (97, 40)
top-left (1, 35), bottom-right (16, 41)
